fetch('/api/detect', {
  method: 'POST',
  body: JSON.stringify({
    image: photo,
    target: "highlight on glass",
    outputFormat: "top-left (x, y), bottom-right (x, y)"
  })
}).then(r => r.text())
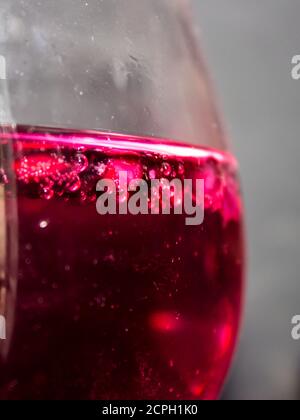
top-left (0, 0), bottom-right (244, 400)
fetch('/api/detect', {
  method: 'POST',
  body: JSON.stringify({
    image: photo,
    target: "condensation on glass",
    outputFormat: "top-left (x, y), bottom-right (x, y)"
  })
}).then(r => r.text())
top-left (0, 0), bottom-right (227, 149)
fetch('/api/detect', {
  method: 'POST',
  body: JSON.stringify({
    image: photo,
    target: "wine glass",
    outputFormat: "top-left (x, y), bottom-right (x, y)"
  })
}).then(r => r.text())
top-left (0, 0), bottom-right (244, 400)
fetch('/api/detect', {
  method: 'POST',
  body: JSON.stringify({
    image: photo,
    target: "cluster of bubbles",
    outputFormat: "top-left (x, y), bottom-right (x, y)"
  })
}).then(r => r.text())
top-left (15, 148), bottom-right (188, 204)
top-left (15, 151), bottom-right (91, 202)
top-left (14, 145), bottom-right (240, 220)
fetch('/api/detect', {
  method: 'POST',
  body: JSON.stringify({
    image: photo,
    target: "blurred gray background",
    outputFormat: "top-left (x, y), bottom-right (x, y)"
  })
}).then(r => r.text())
top-left (194, 0), bottom-right (300, 400)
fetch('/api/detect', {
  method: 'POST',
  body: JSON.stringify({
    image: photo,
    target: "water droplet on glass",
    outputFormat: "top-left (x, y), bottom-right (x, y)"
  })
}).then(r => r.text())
top-left (72, 153), bottom-right (88, 173)
top-left (41, 186), bottom-right (54, 200)
top-left (67, 176), bottom-right (81, 192)
top-left (161, 162), bottom-right (171, 177)
top-left (178, 163), bottom-right (185, 175)
top-left (39, 220), bottom-right (49, 229)
top-left (80, 191), bottom-right (87, 202)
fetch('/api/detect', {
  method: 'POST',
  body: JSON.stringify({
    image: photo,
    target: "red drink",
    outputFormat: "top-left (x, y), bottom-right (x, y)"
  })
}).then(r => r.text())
top-left (0, 126), bottom-right (244, 400)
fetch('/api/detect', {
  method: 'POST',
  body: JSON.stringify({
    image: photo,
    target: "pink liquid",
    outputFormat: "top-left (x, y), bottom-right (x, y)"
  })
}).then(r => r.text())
top-left (0, 126), bottom-right (244, 400)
